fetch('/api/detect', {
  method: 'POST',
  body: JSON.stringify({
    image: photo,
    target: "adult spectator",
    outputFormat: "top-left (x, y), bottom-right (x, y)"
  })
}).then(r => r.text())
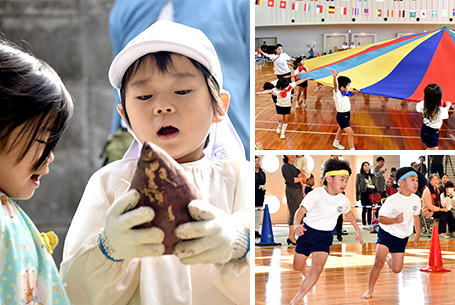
top-left (305, 174), bottom-right (314, 194)
top-left (418, 156), bottom-right (427, 176)
top-left (356, 161), bottom-right (376, 230)
top-left (411, 162), bottom-right (428, 197)
top-left (438, 174), bottom-right (449, 194)
top-left (422, 174), bottom-right (455, 239)
top-left (255, 156), bottom-right (266, 239)
top-left (281, 155), bottom-right (306, 245)
top-left (429, 155), bottom-right (444, 178)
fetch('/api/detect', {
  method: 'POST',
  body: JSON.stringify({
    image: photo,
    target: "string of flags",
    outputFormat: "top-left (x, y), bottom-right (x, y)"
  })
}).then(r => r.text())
top-left (257, 0), bottom-right (455, 18)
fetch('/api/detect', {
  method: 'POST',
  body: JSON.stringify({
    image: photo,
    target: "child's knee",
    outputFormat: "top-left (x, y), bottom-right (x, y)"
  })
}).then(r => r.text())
top-left (373, 258), bottom-right (385, 269)
top-left (311, 264), bottom-right (324, 275)
top-left (391, 265), bottom-right (403, 273)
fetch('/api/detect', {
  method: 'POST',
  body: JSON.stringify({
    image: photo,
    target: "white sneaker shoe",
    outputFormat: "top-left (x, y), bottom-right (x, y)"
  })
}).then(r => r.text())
top-left (295, 103), bottom-right (300, 108)
top-left (280, 131), bottom-right (286, 139)
top-left (363, 225), bottom-right (371, 230)
top-left (276, 125), bottom-right (282, 133)
top-left (333, 142), bottom-right (345, 150)
top-left (321, 85), bottom-right (326, 91)
top-left (302, 100), bottom-right (306, 107)
top-left (439, 233), bottom-right (450, 239)
top-left (313, 87), bottom-right (320, 93)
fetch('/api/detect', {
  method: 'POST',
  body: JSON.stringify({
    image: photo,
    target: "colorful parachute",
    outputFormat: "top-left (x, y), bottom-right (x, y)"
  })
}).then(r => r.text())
top-left (299, 27), bottom-right (455, 102)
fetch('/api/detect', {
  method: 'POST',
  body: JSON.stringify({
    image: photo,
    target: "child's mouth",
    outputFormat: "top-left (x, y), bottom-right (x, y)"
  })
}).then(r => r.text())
top-left (158, 126), bottom-right (179, 140)
top-left (30, 174), bottom-right (40, 187)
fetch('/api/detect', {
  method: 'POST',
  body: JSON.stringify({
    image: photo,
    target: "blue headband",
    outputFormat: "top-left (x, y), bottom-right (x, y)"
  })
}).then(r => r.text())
top-left (399, 171), bottom-right (417, 182)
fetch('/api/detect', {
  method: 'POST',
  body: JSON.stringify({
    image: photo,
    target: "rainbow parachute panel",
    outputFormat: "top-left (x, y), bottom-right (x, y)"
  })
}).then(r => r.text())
top-left (298, 27), bottom-right (455, 102)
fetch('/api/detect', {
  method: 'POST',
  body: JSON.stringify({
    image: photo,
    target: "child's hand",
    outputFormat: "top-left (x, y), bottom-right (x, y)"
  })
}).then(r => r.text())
top-left (255, 92), bottom-right (260, 95)
top-left (356, 230), bottom-right (364, 246)
top-left (414, 232), bottom-right (420, 248)
top-left (394, 212), bottom-right (404, 224)
top-left (174, 200), bottom-right (249, 265)
top-left (101, 190), bottom-right (165, 261)
top-left (331, 69), bottom-right (339, 77)
top-left (293, 224), bottom-right (307, 236)
top-left (445, 101), bottom-right (452, 108)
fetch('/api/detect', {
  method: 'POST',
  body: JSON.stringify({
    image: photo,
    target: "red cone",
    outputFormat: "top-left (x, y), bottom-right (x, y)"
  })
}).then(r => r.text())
top-left (420, 225), bottom-right (451, 272)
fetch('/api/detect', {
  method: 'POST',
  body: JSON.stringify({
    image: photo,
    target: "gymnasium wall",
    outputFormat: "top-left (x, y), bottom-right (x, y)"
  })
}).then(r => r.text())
top-left (256, 0), bottom-right (455, 26)
top-left (255, 23), bottom-right (451, 56)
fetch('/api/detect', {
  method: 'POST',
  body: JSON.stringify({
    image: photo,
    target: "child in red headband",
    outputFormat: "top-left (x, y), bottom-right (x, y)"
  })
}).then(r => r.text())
top-left (291, 157), bottom-right (363, 304)
top-left (255, 76), bottom-right (309, 139)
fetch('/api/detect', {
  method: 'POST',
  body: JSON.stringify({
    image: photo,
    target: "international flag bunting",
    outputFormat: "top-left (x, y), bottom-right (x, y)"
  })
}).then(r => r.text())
top-left (453, 9), bottom-right (455, 16)
top-left (326, 0), bottom-right (333, 1)
top-left (431, 9), bottom-right (437, 17)
top-left (394, 0), bottom-right (402, 1)
top-left (398, 10), bottom-right (405, 18)
top-left (256, 0), bottom-right (262, 5)
top-left (341, 7), bottom-right (347, 15)
top-left (292, 2), bottom-right (298, 10)
top-left (364, 8), bottom-right (370, 16)
top-left (303, 3), bottom-right (310, 11)
top-left (329, 6), bottom-right (335, 14)
top-left (268, 0), bottom-right (274, 7)
top-left (353, 8), bottom-right (359, 15)
top-left (316, 4), bottom-right (323, 13)
top-left (387, 10), bottom-right (393, 18)
top-left (310, 0), bottom-right (317, 1)
top-left (376, 9), bottom-right (382, 17)
top-left (421, 10), bottom-right (426, 18)
top-left (410, 10), bottom-right (416, 18)
top-left (279, 0), bottom-right (286, 9)
top-left (442, 9), bottom-right (448, 17)
top-left (359, 0), bottom-right (367, 2)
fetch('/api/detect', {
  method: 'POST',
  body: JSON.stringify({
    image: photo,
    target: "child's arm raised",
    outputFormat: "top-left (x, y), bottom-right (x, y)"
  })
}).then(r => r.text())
top-left (331, 69), bottom-right (339, 93)
top-left (295, 77), bottom-right (311, 86)
top-left (258, 48), bottom-right (271, 59)
top-left (255, 89), bottom-right (274, 96)
top-left (293, 206), bottom-right (308, 236)
top-left (413, 214), bottom-right (421, 248)
top-left (345, 211), bottom-right (364, 245)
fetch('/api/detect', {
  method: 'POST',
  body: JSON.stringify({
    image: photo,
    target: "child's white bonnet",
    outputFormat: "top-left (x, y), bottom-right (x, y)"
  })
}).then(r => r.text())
top-left (108, 20), bottom-right (223, 90)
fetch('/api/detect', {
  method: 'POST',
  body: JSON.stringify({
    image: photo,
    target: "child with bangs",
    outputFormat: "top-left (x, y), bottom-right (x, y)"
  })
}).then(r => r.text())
top-left (291, 158), bottom-right (363, 305)
top-left (361, 167), bottom-right (421, 299)
top-left (60, 20), bottom-right (250, 305)
top-left (0, 40), bottom-right (73, 304)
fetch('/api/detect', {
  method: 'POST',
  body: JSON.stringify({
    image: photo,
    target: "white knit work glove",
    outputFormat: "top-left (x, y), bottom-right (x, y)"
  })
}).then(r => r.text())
top-left (100, 189), bottom-right (165, 261)
top-left (174, 200), bottom-right (250, 265)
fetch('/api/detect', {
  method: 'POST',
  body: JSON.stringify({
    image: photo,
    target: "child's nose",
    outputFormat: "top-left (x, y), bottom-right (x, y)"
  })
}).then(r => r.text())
top-left (46, 151), bottom-right (55, 164)
top-left (154, 104), bottom-right (176, 115)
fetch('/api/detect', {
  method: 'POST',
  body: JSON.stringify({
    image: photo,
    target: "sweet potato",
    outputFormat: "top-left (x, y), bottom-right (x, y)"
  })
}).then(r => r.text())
top-left (129, 142), bottom-right (200, 254)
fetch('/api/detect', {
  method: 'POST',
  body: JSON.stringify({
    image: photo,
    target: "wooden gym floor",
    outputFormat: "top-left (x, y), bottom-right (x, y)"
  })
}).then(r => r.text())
top-left (255, 61), bottom-right (455, 150)
top-left (255, 240), bottom-right (455, 305)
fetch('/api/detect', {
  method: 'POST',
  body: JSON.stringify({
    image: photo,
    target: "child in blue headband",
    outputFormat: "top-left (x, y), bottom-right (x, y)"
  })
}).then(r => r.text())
top-left (361, 166), bottom-right (421, 299)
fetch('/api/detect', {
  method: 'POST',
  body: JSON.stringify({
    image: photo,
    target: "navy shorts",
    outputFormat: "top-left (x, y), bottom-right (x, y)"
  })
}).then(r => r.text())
top-left (421, 124), bottom-right (439, 148)
top-left (295, 224), bottom-right (333, 256)
top-left (276, 105), bottom-right (291, 115)
top-left (336, 111), bottom-right (351, 130)
top-left (297, 81), bottom-right (308, 88)
top-left (377, 227), bottom-right (409, 253)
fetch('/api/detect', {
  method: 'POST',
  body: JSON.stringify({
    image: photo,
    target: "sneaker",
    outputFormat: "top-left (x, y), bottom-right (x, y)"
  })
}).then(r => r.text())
top-left (321, 85), bottom-right (326, 91)
top-left (295, 103), bottom-right (300, 108)
top-left (333, 142), bottom-right (345, 150)
top-left (363, 225), bottom-right (371, 230)
top-left (313, 87), bottom-right (320, 93)
top-left (450, 232), bottom-right (455, 238)
top-left (302, 100), bottom-right (306, 107)
top-left (276, 125), bottom-right (282, 133)
top-left (439, 233), bottom-right (450, 239)
top-left (280, 130), bottom-right (286, 139)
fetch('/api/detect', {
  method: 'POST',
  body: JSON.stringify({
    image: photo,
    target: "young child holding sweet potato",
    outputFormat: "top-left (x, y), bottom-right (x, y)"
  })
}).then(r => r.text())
top-left (60, 20), bottom-right (250, 305)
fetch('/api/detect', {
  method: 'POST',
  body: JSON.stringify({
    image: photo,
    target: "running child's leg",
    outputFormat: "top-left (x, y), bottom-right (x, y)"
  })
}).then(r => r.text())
top-left (386, 252), bottom-right (405, 273)
top-left (293, 252), bottom-right (309, 276)
top-left (291, 252), bottom-right (329, 305)
top-left (343, 126), bottom-right (355, 149)
top-left (295, 87), bottom-right (302, 108)
top-left (361, 243), bottom-right (388, 299)
top-left (302, 87), bottom-right (307, 106)
top-left (281, 114), bottom-right (288, 139)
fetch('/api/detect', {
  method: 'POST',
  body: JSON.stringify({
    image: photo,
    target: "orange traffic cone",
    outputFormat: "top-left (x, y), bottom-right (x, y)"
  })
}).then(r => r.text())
top-left (420, 225), bottom-right (451, 272)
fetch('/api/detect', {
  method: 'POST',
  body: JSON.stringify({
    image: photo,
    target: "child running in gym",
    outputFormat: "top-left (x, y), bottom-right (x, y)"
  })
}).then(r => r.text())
top-left (256, 76), bottom-right (309, 139)
top-left (331, 69), bottom-right (356, 150)
top-left (361, 167), bottom-right (421, 299)
top-left (60, 20), bottom-right (250, 305)
top-left (292, 57), bottom-right (308, 108)
top-left (0, 39), bottom-right (73, 303)
top-left (416, 83), bottom-right (452, 150)
top-left (291, 158), bottom-right (364, 304)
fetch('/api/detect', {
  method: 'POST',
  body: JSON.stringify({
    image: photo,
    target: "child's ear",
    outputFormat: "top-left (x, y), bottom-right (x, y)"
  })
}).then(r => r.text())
top-left (213, 90), bottom-right (230, 123)
top-left (117, 104), bottom-right (126, 121)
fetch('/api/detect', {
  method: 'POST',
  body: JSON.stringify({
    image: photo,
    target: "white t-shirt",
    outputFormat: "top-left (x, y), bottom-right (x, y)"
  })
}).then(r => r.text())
top-left (273, 82), bottom-right (296, 107)
top-left (300, 187), bottom-right (351, 231)
top-left (379, 192), bottom-right (421, 238)
top-left (441, 192), bottom-right (455, 210)
top-left (293, 65), bottom-right (308, 78)
top-left (333, 90), bottom-right (351, 113)
top-left (270, 53), bottom-right (291, 75)
top-left (416, 101), bottom-right (449, 129)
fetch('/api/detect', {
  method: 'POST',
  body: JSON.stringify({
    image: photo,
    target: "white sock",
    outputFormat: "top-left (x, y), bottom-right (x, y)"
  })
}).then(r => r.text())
top-left (334, 140), bottom-right (339, 144)
top-left (351, 148), bottom-right (355, 150)
top-left (282, 123), bottom-right (288, 132)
